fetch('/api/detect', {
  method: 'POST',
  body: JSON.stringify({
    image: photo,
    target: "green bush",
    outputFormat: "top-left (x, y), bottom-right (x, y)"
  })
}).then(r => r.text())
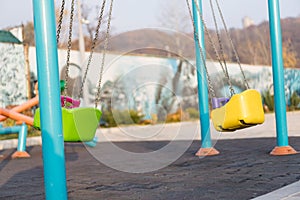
top-left (289, 92), bottom-right (300, 111)
top-left (262, 91), bottom-right (274, 112)
top-left (101, 109), bottom-right (145, 127)
top-left (101, 110), bottom-right (117, 127)
top-left (185, 107), bottom-right (199, 119)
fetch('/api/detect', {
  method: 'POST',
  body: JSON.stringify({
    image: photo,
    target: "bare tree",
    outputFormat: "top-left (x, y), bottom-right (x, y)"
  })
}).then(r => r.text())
top-left (23, 22), bottom-right (35, 46)
top-left (81, 3), bottom-right (112, 50)
top-left (282, 38), bottom-right (298, 68)
top-left (157, 0), bottom-right (192, 57)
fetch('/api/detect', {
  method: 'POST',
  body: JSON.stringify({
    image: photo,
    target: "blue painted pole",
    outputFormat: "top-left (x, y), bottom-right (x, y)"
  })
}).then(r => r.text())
top-left (268, 0), bottom-right (289, 147)
top-left (0, 123), bottom-right (28, 154)
top-left (0, 124), bottom-right (23, 134)
top-left (192, 0), bottom-right (212, 148)
top-left (32, 0), bottom-right (67, 199)
top-left (17, 123), bottom-right (28, 152)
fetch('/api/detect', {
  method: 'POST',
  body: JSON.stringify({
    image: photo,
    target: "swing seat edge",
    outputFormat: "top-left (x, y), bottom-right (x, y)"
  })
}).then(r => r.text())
top-left (211, 89), bottom-right (265, 132)
top-left (33, 107), bottom-right (102, 142)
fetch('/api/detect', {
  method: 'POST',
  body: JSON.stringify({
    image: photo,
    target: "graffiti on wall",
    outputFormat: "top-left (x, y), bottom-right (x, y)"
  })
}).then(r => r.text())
top-left (90, 56), bottom-right (300, 119)
top-left (0, 43), bottom-right (26, 107)
top-left (1, 45), bottom-right (300, 117)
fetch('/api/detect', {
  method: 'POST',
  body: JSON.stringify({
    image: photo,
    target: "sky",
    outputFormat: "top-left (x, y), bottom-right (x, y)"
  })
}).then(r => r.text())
top-left (0, 0), bottom-right (299, 34)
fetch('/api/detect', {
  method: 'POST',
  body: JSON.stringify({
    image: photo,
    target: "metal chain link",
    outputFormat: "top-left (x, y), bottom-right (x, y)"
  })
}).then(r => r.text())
top-left (214, 0), bottom-right (250, 89)
top-left (95, 0), bottom-right (114, 108)
top-left (63, 0), bottom-right (76, 107)
top-left (186, 0), bottom-right (216, 98)
top-left (209, 0), bottom-right (235, 96)
top-left (56, 0), bottom-right (66, 44)
top-left (79, 0), bottom-right (107, 99)
top-left (191, 0), bottom-right (235, 96)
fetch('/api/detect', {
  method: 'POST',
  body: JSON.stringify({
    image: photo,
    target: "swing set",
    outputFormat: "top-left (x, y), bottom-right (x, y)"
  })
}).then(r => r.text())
top-left (31, 0), bottom-right (297, 198)
top-left (33, 0), bottom-right (113, 142)
top-left (186, 0), bottom-right (265, 132)
top-left (33, 0), bottom-right (264, 143)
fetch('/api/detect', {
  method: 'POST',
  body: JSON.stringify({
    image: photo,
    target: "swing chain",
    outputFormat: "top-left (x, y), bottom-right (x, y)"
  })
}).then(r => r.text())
top-left (56, 0), bottom-right (66, 44)
top-left (189, 0), bottom-right (236, 97)
top-left (95, 0), bottom-right (114, 108)
top-left (63, 0), bottom-right (76, 106)
top-left (79, 0), bottom-right (107, 99)
top-left (209, 0), bottom-right (235, 96)
top-left (56, 0), bottom-right (114, 108)
top-left (213, 0), bottom-right (250, 89)
top-left (186, 0), bottom-right (216, 98)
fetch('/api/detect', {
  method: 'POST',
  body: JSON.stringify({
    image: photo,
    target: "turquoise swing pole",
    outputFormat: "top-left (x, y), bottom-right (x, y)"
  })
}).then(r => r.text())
top-left (32, 0), bottom-right (68, 198)
top-left (192, 0), bottom-right (219, 156)
top-left (268, 0), bottom-right (297, 155)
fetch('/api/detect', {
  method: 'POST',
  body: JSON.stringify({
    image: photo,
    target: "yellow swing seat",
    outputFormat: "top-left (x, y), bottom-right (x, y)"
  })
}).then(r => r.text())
top-left (211, 89), bottom-right (265, 132)
top-left (34, 107), bottom-right (102, 142)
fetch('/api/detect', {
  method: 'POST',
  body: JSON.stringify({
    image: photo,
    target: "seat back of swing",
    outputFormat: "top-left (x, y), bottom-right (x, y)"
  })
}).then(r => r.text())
top-left (34, 107), bottom-right (102, 142)
top-left (211, 89), bottom-right (265, 132)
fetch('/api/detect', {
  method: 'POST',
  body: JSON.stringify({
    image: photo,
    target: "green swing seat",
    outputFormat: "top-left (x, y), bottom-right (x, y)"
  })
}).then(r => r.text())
top-left (34, 107), bottom-right (102, 142)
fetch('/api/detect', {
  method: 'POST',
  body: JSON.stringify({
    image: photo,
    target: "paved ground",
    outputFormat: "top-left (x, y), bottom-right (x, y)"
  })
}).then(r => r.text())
top-left (0, 112), bottom-right (299, 200)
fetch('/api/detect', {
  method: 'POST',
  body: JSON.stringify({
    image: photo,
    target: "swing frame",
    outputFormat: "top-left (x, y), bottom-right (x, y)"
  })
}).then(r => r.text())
top-left (33, 0), bottom-right (113, 142)
top-left (32, 0), bottom-right (296, 198)
top-left (189, 0), bottom-right (265, 132)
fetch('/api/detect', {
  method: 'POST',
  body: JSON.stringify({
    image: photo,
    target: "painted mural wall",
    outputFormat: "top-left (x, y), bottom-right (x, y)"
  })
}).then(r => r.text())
top-left (0, 43), bottom-right (27, 107)
top-left (1, 46), bottom-right (300, 119)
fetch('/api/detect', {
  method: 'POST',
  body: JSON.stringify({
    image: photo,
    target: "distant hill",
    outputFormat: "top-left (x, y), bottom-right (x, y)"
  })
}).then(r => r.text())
top-left (22, 16), bottom-right (300, 67)
top-left (103, 17), bottom-right (300, 68)
top-left (206, 17), bottom-right (300, 68)
top-left (99, 29), bottom-right (196, 58)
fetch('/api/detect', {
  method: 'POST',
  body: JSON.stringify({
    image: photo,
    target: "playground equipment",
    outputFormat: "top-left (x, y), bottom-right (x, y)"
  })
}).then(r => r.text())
top-left (186, 0), bottom-right (265, 156)
top-left (0, 123), bottom-right (30, 158)
top-left (33, 0), bottom-right (113, 142)
top-left (31, 0), bottom-right (297, 199)
top-left (0, 108), bottom-right (34, 126)
top-left (189, 0), bottom-right (296, 156)
top-left (0, 96), bottom-right (38, 123)
top-left (60, 96), bottom-right (80, 109)
top-left (0, 96), bottom-right (39, 158)
top-left (211, 90), bottom-right (265, 131)
top-left (34, 82), bottom-right (99, 142)
top-left (187, 0), bottom-right (265, 133)
top-left (34, 107), bottom-right (101, 142)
